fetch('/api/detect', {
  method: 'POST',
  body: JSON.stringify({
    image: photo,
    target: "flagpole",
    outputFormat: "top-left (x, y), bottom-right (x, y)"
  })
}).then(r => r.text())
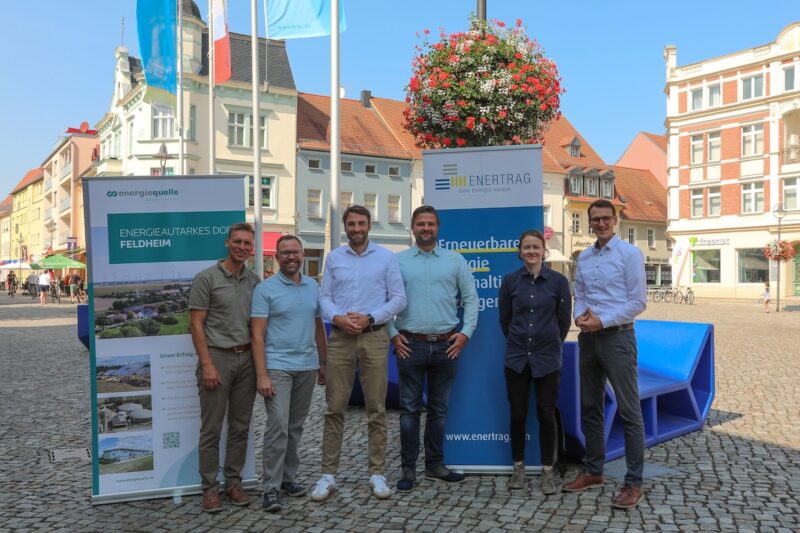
top-left (208, 0), bottom-right (216, 174)
top-left (251, 0), bottom-right (264, 278)
top-left (263, 0), bottom-right (269, 93)
top-left (329, 0), bottom-right (340, 253)
top-left (177, 0), bottom-right (185, 174)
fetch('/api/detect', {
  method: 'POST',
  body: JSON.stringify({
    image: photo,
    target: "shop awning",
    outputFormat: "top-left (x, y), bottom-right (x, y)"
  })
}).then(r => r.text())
top-left (545, 249), bottom-right (572, 263)
top-left (251, 232), bottom-right (282, 256)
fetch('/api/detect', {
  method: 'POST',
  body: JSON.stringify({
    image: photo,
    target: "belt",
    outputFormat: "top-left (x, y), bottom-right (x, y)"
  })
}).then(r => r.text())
top-left (331, 323), bottom-right (385, 333)
top-left (589, 323), bottom-right (633, 335)
top-left (209, 343), bottom-right (251, 353)
top-left (400, 330), bottom-right (456, 342)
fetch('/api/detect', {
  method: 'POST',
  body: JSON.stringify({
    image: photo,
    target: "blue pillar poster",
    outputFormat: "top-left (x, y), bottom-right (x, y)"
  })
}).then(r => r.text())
top-left (423, 145), bottom-right (544, 471)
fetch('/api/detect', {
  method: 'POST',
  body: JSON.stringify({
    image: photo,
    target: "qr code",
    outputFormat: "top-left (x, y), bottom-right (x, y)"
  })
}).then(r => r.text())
top-left (162, 431), bottom-right (180, 449)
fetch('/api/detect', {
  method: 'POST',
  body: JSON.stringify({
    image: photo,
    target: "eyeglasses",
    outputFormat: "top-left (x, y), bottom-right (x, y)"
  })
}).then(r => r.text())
top-left (277, 250), bottom-right (302, 258)
top-left (589, 215), bottom-right (615, 225)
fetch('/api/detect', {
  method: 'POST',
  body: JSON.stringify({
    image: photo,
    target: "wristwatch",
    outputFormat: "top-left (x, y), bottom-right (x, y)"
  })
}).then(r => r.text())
top-left (367, 314), bottom-right (375, 325)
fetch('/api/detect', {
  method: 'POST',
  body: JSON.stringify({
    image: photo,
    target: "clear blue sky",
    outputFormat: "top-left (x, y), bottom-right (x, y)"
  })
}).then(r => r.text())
top-left (0, 1), bottom-right (796, 197)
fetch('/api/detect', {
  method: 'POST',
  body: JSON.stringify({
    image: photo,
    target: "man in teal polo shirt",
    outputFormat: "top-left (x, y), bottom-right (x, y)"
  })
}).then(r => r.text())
top-left (251, 235), bottom-right (328, 512)
top-left (388, 205), bottom-right (479, 492)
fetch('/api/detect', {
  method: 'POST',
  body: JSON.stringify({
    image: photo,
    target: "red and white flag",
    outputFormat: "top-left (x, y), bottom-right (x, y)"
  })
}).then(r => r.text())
top-left (212, 0), bottom-right (231, 83)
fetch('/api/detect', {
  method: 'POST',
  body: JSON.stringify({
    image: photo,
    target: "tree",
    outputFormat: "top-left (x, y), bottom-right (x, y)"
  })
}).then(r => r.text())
top-left (137, 318), bottom-right (161, 336)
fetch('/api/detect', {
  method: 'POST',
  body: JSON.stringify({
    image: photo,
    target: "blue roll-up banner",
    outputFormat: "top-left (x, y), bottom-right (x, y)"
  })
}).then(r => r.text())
top-left (136, 0), bottom-right (177, 94)
top-left (267, 0), bottom-right (347, 40)
top-left (424, 145), bottom-right (544, 472)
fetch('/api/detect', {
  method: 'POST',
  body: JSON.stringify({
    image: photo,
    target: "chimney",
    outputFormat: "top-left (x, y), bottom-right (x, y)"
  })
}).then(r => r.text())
top-left (361, 90), bottom-right (372, 108)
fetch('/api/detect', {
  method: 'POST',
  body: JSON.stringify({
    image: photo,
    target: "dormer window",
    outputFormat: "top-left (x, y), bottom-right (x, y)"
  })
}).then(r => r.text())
top-left (569, 137), bottom-right (581, 157)
top-left (601, 179), bottom-right (613, 199)
top-left (586, 178), bottom-right (597, 196)
top-left (568, 169), bottom-right (583, 195)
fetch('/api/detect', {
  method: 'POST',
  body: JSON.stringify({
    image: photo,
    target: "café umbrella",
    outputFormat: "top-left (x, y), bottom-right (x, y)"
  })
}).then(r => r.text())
top-left (30, 254), bottom-right (86, 270)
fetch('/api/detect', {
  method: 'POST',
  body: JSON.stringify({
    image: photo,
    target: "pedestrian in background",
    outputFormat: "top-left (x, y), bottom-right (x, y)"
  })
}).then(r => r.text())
top-left (762, 281), bottom-right (771, 313)
top-left (498, 229), bottom-right (571, 495)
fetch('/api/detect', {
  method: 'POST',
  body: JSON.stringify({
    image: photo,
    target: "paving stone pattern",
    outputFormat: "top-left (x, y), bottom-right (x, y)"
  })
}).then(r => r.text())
top-left (0, 296), bottom-right (798, 532)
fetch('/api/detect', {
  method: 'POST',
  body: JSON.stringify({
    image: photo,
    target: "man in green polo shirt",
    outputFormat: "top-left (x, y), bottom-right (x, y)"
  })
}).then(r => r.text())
top-left (189, 222), bottom-right (261, 513)
top-left (251, 235), bottom-right (328, 512)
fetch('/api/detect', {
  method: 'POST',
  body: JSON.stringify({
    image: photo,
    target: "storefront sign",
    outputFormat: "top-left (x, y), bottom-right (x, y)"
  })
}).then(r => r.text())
top-left (689, 236), bottom-right (730, 247)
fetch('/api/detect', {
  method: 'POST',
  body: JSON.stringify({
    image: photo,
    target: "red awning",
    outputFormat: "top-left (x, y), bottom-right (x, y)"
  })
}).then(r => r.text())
top-left (252, 231), bottom-right (282, 256)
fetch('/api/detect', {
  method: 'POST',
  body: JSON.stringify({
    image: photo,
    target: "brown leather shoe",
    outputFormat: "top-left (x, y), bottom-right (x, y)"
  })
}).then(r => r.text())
top-left (561, 472), bottom-right (604, 492)
top-left (226, 484), bottom-right (251, 507)
top-left (202, 490), bottom-right (222, 513)
top-left (611, 484), bottom-right (644, 509)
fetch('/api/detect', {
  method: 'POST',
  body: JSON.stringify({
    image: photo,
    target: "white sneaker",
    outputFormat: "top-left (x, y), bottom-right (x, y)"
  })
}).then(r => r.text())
top-left (369, 474), bottom-right (392, 499)
top-left (310, 474), bottom-right (337, 502)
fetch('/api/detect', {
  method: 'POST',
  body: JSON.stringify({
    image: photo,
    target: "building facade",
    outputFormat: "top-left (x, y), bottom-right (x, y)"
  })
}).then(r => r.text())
top-left (616, 132), bottom-right (668, 187)
top-left (9, 169), bottom-right (44, 264)
top-left (665, 22), bottom-right (800, 299)
top-left (296, 92), bottom-right (413, 276)
top-left (0, 196), bottom-right (11, 262)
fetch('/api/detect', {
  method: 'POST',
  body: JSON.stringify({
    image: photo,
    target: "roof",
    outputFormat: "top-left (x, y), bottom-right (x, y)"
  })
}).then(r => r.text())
top-left (610, 165), bottom-right (667, 223)
top-left (11, 168), bottom-right (44, 194)
top-left (198, 31), bottom-right (296, 90)
top-left (641, 132), bottom-right (667, 152)
top-left (539, 116), bottom-right (608, 172)
top-left (0, 195), bottom-right (12, 216)
top-left (297, 93), bottom-right (412, 160)
top-left (370, 97), bottom-right (422, 159)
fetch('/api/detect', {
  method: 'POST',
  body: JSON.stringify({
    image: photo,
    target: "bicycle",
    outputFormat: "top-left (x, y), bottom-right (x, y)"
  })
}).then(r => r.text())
top-left (673, 285), bottom-right (695, 304)
top-left (8, 280), bottom-right (17, 298)
top-left (50, 281), bottom-right (61, 304)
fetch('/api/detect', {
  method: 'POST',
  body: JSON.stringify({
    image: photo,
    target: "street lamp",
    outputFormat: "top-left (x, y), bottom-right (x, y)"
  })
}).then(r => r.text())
top-left (772, 203), bottom-right (787, 312)
top-left (157, 142), bottom-right (169, 174)
top-left (45, 220), bottom-right (57, 251)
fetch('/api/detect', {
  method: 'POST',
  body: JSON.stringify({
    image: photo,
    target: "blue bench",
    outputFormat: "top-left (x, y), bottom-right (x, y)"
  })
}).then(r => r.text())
top-left (558, 320), bottom-right (715, 461)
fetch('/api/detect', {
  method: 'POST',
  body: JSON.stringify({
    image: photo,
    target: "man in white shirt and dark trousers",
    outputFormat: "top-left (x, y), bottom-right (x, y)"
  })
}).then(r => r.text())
top-left (562, 199), bottom-right (647, 509)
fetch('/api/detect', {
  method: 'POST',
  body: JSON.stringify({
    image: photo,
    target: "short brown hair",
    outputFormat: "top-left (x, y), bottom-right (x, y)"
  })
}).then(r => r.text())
top-left (342, 204), bottom-right (371, 224)
top-left (517, 229), bottom-right (547, 258)
top-left (227, 222), bottom-right (255, 239)
top-left (411, 205), bottom-right (439, 226)
top-left (276, 234), bottom-right (302, 250)
top-left (587, 199), bottom-right (617, 218)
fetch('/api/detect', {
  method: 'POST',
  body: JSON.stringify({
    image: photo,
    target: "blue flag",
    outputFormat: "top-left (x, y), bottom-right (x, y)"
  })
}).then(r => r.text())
top-left (267, 0), bottom-right (347, 39)
top-left (137, 0), bottom-right (177, 94)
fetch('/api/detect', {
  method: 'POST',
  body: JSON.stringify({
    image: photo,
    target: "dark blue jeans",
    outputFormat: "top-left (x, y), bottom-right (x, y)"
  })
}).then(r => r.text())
top-left (578, 329), bottom-right (645, 487)
top-left (397, 339), bottom-right (458, 477)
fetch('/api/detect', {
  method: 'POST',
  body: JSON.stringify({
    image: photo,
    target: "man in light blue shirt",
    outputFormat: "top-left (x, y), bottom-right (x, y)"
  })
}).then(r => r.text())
top-left (251, 235), bottom-right (328, 512)
top-left (312, 205), bottom-right (407, 502)
top-left (563, 199), bottom-right (647, 510)
top-left (388, 205), bottom-right (478, 493)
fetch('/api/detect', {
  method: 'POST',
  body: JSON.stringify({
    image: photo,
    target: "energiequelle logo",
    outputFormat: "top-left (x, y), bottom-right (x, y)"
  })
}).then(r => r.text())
top-left (435, 163), bottom-right (459, 190)
top-left (106, 188), bottom-right (180, 199)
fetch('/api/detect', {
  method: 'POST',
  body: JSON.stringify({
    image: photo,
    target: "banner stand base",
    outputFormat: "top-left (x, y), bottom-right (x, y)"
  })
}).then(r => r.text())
top-left (449, 465), bottom-right (544, 475)
top-left (90, 478), bottom-right (259, 506)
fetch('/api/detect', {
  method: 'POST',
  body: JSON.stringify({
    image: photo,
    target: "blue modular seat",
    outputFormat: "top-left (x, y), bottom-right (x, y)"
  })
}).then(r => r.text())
top-left (77, 303), bottom-right (89, 349)
top-left (558, 320), bottom-right (715, 461)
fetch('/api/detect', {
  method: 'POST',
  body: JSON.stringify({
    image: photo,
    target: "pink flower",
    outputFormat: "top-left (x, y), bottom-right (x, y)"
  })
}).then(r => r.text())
top-left (456, 138), bottom-right (467, 147)
top-left (466, 116), bottom-right (476, 129)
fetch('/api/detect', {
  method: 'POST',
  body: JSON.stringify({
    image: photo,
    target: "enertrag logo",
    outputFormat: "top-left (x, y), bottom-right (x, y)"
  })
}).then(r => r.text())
top-left (106, 188), bottom-right (180, 199)
top-left (435, 163), bottom-right (464, 190)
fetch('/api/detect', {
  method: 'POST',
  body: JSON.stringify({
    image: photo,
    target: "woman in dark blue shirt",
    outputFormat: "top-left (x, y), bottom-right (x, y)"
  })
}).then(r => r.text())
top-left (498, 229), bottom-right (572, 494)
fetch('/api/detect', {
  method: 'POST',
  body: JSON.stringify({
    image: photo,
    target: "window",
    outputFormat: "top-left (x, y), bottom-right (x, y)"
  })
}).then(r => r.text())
top-left (308, 158), bottom-right (321, 170)
top-left (248, 115), bottom-right (267, 149)
top-left (738, 248), bottom-right (769, 283)
top-left (784, 178), bottom-right (797, 210)
top-left (691, 189), bottom-right (704, 217)
top-left (364, 192), bottom-right (377, 219)
top-left (150, 167), bottom-right (174, 176)
top-left (365, 163), bottom-right (377, 174)
top-left (587, 216), bottom-right (594, 234)
top-left (741, 182), bottom-right (764, 214)
top-left (307, 189), bottom-right (322, 218)
top-left (188, 105), bottom-right (197, 142)
top-left (388, 194), bottom-right (401, 222)
top-left (708, 132), bottom-right (721, 162)
top-left (667, 239), bottom-right (673, 251)
top-left (569, 144), bottom-right (580, 157)
top-left (248, 176), bottom-right (272, 208)
top-left (543, 205), bottom-right (551, 226)
top-left (340, 191), bottom-right (353, 208)
top-left (127, 121), bottom-right (135, 156)
top-left (388, 166), bottom-right (400, 177)
top-left (691, 135), bottom-right (703, 165)
top-left (571, 212), bottom-right (580, 233)
top-left (647, 229), bottom-right (655, 249)
top-left (741, 124), bottom-right (764, 157)
top-left (708, 84), bottom-right (721, 107)
top-left (601, 180), bottom-right (613, 199)
top-left (627, 227), bottom-right (635, 244)
top-left (784, 66), bottom-right (796, 92)
top-left (690, 88), bottom-right (703, 111)
top-left (693, 249), bottom-right (721, 283)
top-left (585, 178), bottom-right (597, 196)
top-left (228, 112), bottom-right (245, 146)
top-left (742, 74), bottom-right (764, 100)
top-left (569, 175), bottom-right (581, 195)
top-left (152, 105), bottom-right (174, 139)
top-left (341, 161), bottom-right (353, 172)
top-left (708, 187), bottom-right (721, 216)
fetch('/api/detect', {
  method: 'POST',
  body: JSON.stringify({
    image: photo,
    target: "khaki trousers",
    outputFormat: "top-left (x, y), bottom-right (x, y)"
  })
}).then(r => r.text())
top-left (322, 328), bottom-right (389, 475)
top-left (196, 348), bottom-right (256, 492)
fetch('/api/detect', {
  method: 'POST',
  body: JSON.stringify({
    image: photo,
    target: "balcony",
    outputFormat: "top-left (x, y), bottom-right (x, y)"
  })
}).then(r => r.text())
top-left (57, 232), bottom-right (69, 247)
top-left (44, 207), bottom-right (52, 220)
top-left (59, 196), bottom-right (72, 213)
top-left (44, 177), bottom-right (52, 191)
top-left (60, 163), bottom-right (72, 181)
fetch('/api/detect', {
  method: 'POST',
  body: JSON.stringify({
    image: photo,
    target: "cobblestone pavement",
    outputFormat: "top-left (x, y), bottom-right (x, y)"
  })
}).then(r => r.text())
top-left (1, 295), bottom-right (799, 532)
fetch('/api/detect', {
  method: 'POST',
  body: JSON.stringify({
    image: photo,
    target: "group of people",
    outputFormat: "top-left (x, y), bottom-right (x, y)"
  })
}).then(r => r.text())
top-left (4, 269), bottom-right (84, 304)
top-left (188, 198), bottom-right (648, 515)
